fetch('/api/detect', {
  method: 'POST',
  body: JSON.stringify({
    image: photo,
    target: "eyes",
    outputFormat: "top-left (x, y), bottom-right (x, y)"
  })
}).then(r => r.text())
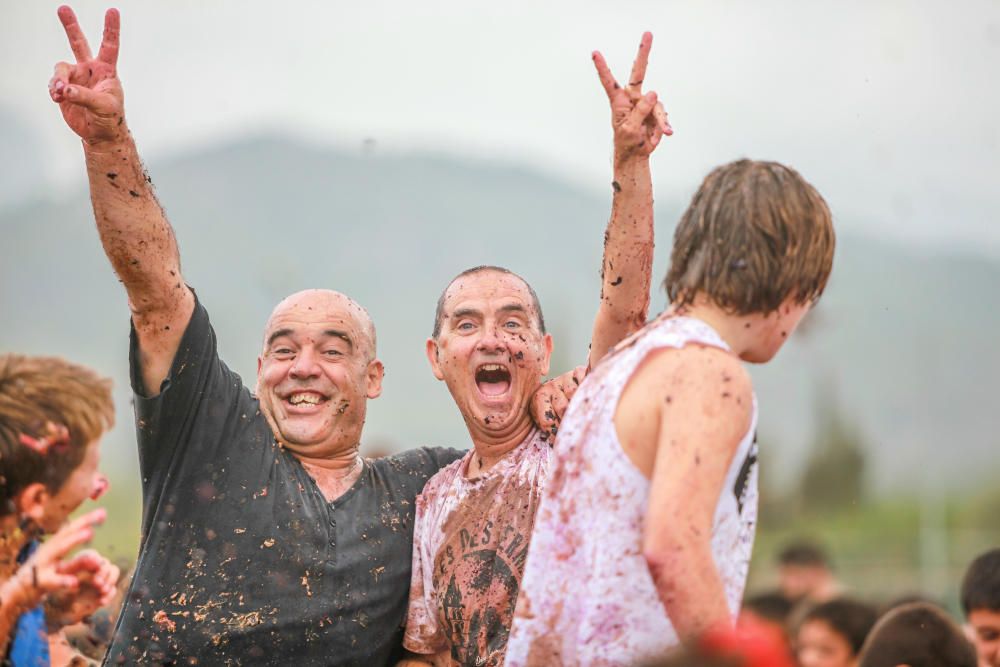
top-left (268, 345), bottom-right (345, 360)
top-left (454, 318), bottom-right (524, 333)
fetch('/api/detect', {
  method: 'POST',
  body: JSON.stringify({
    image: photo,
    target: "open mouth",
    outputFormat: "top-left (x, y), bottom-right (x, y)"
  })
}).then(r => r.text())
top-left (283, 391), bottom-right (329, 409)
top-left (475, 363), bottom-right (512, 398)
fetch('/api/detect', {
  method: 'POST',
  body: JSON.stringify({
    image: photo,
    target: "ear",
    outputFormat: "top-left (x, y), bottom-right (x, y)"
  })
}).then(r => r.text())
top-left (365, 359), bottom-right (384, 399)
top-left (255, 356), bottom-right (263, 394)
top-left (425, 338), bottom-right (445, 381)
top-left (15, 483), bottom-right (50, 527)
top-left (540, 333), bottom-right (554, 377)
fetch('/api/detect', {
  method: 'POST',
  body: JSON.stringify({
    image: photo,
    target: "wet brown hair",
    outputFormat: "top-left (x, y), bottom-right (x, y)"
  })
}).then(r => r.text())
top-left (664, 159), bottom-right (835, 315)
top-left (432, 265), bottom-right (546, 338)
top-left (0, 354), bottom-right (114, 517)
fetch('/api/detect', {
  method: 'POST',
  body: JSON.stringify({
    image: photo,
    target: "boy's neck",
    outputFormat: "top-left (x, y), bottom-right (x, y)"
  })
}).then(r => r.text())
top-left (668, 298), bottom-right (767, 360)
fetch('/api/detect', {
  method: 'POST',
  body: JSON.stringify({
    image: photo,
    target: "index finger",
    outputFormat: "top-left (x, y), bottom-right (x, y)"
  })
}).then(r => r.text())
top-left (592, 51), bottom-right (620, 99)
top-left (97, 8), bottom-right (120, 67)
top-left (57, 5), bottom-right (94, 63)
top-left (628, 32), bottom-right (652, 93)
top-left (46, 509), bottom-right (107, 554)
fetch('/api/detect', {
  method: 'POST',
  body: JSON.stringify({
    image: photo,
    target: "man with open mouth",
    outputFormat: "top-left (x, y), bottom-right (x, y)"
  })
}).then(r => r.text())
top-left (46, 7), bottom-right (577, 665)
top-left (399, 33), bottom-right (671, 667)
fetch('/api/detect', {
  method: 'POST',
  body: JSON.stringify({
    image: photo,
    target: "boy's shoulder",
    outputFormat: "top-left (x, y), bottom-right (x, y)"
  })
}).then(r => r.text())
top-left (626, 343), bottom-right (752, 410)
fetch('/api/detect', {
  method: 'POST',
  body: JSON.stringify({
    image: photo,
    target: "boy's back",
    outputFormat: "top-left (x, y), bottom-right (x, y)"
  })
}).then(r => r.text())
top-left (506, 159), bottom-right (835, 666)
top-left (505, 315), bottom-right (759, 666)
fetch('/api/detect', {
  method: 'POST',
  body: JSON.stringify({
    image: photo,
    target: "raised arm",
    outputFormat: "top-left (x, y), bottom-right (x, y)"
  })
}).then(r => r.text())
top-left (587, 32), bottom-right (672, 369)
top-left (49, 6), bottom-right (194, 396)
top-left (642, 346), bottom-right (753, 639)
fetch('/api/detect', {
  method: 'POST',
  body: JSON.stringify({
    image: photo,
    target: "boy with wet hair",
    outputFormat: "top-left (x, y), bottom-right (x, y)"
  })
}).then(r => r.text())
top-left (858, 602), bottom-right (977, 667)
top-left (506, 159), bottom-right (835, 665)
top-left (0, 354), bottom-right (120, 664)
top-left (961, 548), bottom-right (1000, 667)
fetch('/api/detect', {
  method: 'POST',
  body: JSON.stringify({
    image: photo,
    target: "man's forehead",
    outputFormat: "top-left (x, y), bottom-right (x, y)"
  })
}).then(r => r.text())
top-left (444, 272), bottom-right (535, 310)
top-left (265, 290), bottom-right (371, 339)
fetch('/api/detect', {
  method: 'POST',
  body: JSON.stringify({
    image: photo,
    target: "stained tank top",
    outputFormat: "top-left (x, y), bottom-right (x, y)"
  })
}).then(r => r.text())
top-left (505, 315), bottom-right (759, 667)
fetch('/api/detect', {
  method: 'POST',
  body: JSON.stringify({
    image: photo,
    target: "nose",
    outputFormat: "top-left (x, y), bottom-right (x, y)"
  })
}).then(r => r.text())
top-left (289, 347), bottom-right (321, 380)
top-left (90, 474), bottom-right (110, 500)
top-left (476, 324), bottom-right (507, 354)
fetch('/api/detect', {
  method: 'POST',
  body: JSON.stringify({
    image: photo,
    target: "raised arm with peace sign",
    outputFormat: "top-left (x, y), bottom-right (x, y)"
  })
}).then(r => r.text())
top-left (48, 6), bottom-right (195, 398)
top-left (594, 32), bottom-right (672, 165)
top-left (49, 6), bottom-right (125, 147)
top-left (587, 32), bottom-right (672, 369)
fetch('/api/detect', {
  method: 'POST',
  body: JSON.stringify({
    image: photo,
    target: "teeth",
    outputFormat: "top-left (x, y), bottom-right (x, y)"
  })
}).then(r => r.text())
top-left (289, 393), bottom-right (321, 405)
top-left (480, 364), bottom-right (506, 372)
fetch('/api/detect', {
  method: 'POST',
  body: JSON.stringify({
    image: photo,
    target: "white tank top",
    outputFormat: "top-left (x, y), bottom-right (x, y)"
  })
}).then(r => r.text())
top-left (505, 315), bottom-right (759, 667)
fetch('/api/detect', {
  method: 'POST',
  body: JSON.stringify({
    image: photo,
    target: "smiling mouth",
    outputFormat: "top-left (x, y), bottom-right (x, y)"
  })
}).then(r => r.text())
top-left (284, 391), bottom-right (329, 408)
top-left (475, 363), bottom-right (511, 398)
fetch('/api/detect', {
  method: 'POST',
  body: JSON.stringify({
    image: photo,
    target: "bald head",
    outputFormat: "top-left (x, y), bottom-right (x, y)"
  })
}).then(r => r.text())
top-left (265, 289), bottom-right (377, 361)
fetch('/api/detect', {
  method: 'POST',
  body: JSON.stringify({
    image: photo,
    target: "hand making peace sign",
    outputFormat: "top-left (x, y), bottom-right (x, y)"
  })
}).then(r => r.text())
top-left (593, 32), bottom-right (673, 163)
top-left (48, 5), bottom-right (125, 146)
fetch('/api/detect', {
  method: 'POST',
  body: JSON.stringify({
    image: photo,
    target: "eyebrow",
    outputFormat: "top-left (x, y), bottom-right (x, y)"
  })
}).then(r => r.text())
top-left (266, 328), bottom-right (295, 348)
top-left (265, 328), bottom-right (354, 349)
top-left (451, 308), bottom-right (483, 321)
top-left (499, 304), bottom-right (529, 316)
top-left (321, 330), bottom-right (354, 349)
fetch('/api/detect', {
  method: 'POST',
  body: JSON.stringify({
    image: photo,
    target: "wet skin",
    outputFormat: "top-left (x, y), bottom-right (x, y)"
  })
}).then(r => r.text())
top-left (426, 271), bottom-right (553, 464)
top-left (257, 289), bottom-right (383, 467)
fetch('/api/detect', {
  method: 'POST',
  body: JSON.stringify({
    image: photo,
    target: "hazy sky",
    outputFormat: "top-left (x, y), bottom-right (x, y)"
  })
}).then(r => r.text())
top-left (3, 0), bottom-right (999, 256)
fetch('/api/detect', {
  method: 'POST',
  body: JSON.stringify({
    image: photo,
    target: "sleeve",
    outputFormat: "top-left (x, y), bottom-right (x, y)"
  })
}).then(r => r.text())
top-left (402, 492), bottom-right (448, 655)
top-left (129, 292), bottom-right (251, 498)
top-left (426, 446), bottom-right (466, 471)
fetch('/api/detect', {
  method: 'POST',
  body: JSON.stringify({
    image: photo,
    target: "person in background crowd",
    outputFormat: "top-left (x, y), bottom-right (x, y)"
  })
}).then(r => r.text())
top-left (858, 602), bottom-right (977, 667)
top-left (794, 597), bottom-right (878, 667)
top-left (778, 541), bottom-right (841, 603)
top-left (961, 548), bottom-right (1000, 667)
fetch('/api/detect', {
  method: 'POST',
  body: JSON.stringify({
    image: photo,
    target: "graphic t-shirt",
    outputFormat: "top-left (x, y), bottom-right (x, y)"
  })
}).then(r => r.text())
top-left (105, 295), bottom-right (462, 666)
top-left (403, 429), bottom-right (551, 666)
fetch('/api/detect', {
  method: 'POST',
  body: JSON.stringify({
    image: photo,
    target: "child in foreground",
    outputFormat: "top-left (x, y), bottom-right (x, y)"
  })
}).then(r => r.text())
top-left (506, 159), bottom-right (836, 665)
top-left (0, 354), bottom-right (120, 665)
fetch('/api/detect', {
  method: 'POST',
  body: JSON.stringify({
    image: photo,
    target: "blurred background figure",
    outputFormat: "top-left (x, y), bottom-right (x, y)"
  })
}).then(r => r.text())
top-left (858, 601), bottom-right (977, 667)
top-left (740, 591), bottom-right (795, 660)
top-left (777, 541), bottom-right (841, 603)
top-left (960, 548), bottom-right (1000, 667)
top-left (793, 597), bottom-right (878, 667)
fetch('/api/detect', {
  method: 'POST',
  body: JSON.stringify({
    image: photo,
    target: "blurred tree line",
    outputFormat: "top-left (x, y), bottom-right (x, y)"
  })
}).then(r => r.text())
top-left (750, 379), bottom-right (1000, 609)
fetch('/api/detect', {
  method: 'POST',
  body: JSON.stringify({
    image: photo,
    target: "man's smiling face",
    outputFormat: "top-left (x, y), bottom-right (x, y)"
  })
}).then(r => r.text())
top-left (256, 290), bottom-right (382, 458)
top-left (427, 270), bottom-right (551, 441)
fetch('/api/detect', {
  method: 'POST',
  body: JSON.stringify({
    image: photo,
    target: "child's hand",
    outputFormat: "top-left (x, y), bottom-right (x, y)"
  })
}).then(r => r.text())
top-left (1, 509), bottom-right (106, 614)
top-left (45, 548), bottom-right (120, 628)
